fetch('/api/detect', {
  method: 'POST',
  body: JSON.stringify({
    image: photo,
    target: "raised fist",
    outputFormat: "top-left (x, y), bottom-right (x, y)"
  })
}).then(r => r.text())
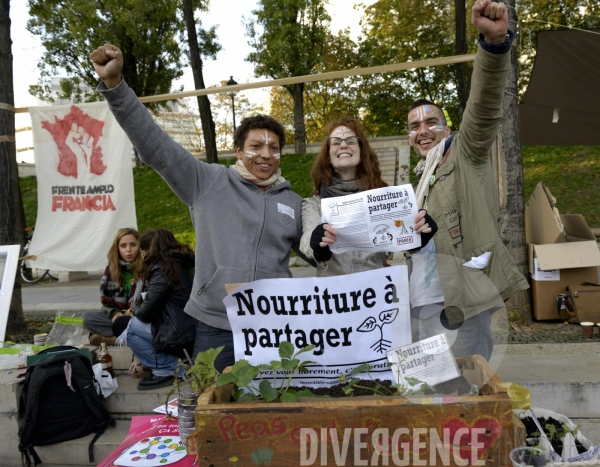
top-left (472, 0), bottom-right (509, 44)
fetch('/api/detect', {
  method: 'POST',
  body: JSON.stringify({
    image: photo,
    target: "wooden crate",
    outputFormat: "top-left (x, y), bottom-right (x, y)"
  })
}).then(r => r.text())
top-left (192, 355), bottom-right (524, 466)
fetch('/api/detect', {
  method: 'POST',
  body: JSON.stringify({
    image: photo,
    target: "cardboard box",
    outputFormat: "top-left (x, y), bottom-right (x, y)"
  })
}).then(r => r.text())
top-left (525, 182), bottom-right (600, 320)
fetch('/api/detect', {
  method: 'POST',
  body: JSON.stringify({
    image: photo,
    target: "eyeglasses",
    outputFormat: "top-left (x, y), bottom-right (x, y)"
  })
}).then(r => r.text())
top-left (328, 136), bottom-right (360, 146)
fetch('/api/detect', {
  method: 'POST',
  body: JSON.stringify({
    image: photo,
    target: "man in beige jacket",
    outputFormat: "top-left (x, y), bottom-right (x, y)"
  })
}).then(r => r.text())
top-left (407, 0), bottom-right (529, 360)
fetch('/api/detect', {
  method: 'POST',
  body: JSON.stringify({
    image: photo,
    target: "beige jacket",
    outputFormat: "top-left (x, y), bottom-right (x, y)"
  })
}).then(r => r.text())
top-left (423, 45), bottom-right (529, 325)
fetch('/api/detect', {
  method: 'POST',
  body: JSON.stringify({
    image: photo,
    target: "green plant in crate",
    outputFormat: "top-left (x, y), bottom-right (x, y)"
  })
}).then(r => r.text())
top-left (164, 346), bottom-right (224, 416)
top-left (339, 361), bottom-right (434, 397)
top-left (183, 346), bottom-right (224, 393)
top-left (216, 341), bottom-right (319, 402)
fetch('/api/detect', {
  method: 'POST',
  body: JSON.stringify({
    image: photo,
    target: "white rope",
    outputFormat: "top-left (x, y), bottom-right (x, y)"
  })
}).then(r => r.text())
top-left (522, 18), bottom-right (600, 35)
top-left (14, 53), bottom-right (476, 113)
top-left (505, 4), bottom-right (600, 36)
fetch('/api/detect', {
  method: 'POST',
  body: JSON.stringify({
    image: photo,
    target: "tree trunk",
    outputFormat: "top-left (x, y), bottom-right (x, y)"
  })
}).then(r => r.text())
top-left (182, 0), bottom-right (218, 163)
top-left (454, 0), bottom-right (469, 121)
top-left (0, 0), bottom-right (27, 337)
top-left (292, 82), bottom-right (306, 154)
top-left (133, 147), bottom-right (144, 167)
top-left (500, 0), bottom-right (532, 323)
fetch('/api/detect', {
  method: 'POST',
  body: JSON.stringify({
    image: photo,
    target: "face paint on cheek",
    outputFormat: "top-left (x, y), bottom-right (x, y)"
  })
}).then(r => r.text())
top-left (408, 130), bottom-right (417, 138)
top-left (244, 151), bottom-right (256, 158)
top-left (273, 153), bottom-right (280, 159)
top-left (428, 124), bottom-right (445, 131)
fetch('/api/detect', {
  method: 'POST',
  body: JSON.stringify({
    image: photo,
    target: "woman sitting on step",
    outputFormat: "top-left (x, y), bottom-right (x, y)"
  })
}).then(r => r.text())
top-left (113, 228), bottom-right (196, 390)
top-left (83, 227), bottom-right (144, 346)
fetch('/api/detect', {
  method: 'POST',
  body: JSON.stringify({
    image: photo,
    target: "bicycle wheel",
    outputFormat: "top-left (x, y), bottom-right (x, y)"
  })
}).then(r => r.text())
top-left (46, 270), bottom-right (59, 280)
top-left (20, 247), bottom-right (49, 284)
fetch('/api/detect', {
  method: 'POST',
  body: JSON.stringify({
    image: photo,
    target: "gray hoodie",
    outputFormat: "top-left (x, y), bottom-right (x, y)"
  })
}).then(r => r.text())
top-left (98, 80), bottom-right (306, 330)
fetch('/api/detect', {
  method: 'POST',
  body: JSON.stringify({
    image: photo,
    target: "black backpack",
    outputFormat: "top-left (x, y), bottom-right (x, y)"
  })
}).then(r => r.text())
top-left (17, 347), bottom-right (116, 466)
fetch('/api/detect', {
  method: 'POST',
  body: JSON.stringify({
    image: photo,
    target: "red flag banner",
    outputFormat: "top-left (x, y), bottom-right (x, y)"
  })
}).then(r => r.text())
top-left (28, 102), bottom-right (136, 271)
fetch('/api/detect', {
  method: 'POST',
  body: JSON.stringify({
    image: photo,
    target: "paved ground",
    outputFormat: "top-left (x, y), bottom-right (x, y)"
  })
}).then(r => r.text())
top-left (21, 266), bottom-right (318, 317)
top-left (21, 264), bottom-right (600, 344)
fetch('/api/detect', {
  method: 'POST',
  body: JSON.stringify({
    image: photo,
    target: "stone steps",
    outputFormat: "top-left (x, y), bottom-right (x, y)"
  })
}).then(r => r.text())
top-left (496, 353), bottom-right (600, 419)
top-left (3, 346), bottom-right (600, 466)
top-left (27, 422), bottom-right (131, 467)
top-left (2, 345), bottom-right (181, 467)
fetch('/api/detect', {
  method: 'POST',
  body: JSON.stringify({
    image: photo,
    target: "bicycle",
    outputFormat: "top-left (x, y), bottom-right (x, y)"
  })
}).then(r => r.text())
top-left (19, 227), bottom-right (59, 284)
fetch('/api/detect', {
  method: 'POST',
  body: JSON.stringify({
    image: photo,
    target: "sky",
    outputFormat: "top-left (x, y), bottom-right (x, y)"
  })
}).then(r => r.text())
top-left (11, 0), bottom-right (377, 162)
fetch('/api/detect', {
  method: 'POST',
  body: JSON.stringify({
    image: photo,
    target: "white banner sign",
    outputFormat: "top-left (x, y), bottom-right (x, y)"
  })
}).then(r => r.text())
top-left (224, 266), bottom-right (411, 387)
top-left (386, 333), bottom-right (460, 388)
top-left (28, 102), bottom-right (136, 271)
top-left (0, 245), bottom-right (20, 343)
top-left (321, 185), bottom-right (421, 254)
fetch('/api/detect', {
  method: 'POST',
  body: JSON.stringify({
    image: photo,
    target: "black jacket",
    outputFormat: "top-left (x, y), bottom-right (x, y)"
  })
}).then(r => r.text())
top-left (134, 255), bottom-right (196, 358)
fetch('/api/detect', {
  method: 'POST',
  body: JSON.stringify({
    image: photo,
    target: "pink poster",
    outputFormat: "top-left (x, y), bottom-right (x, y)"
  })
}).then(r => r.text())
top-left (98, 416), bottom-right (197, 467)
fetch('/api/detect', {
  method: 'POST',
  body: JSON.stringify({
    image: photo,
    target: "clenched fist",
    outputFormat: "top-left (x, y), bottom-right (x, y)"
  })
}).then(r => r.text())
top-left (472, 0), bottom-right (509, 44)
top-left (90, 44), bottom-right (123, 89)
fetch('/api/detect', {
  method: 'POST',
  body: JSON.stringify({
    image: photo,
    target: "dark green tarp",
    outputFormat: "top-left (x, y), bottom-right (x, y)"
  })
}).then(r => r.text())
top-left (519, 28), bottom-right (600, 145)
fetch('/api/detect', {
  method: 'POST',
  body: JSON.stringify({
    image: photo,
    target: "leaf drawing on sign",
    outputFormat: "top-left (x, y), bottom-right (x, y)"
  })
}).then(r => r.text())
top-left (379, 308), bottom-right (398, 324)
top-left (357, 308), bottom-right (399, 353)
top-left (357, 317), bottom-right (377, 332)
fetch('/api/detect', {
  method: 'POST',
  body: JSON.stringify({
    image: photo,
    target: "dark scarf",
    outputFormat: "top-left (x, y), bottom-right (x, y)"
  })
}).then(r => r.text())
top-left (320, 177), bottom-right (364, 199)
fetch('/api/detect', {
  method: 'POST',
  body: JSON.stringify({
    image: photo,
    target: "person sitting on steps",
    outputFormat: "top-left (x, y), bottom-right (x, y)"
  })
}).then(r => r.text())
top-left (82, 227), bottom-right (144, 346)
top-left (113, 228), bottom-right (196, 391)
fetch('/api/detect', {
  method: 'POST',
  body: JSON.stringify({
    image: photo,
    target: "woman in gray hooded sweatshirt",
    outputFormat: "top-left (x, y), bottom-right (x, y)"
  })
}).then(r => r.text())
top-left (90, 44), bottom-right (311, 372)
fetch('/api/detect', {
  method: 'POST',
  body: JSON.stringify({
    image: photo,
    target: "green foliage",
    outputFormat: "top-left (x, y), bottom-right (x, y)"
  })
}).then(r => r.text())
top-left (216, 342), bottom-right (318, 402)
top-left (19, 176), bottom-right (38, 230)
top-left (18, 145), bottom-right (600, 251)
top-left (164, 345), bottom-right (223, 415)
top-left (522, 145), bottom-right (600, 227)
top-left (182, 345), bottom-right (224, 394)
top-left (268, 30), bottom-right (363, 143)
top-left (339, 362), bottom-right (433, 397)
top-left (531, 421), bottom-right (580, 444)
top-left (278, 153), bottom-right (317, 198)
top-left (268, 87), bottom-right (296, 146)
top-left (352, 0), bottom-right (600, 135)
top-left (27, 0), bottom-right (186, 108)
top-left (245, 0), bottom-right (331, 80)
top-left (245, 0), bottom-right (331, 148)
top-left (356, 0), bottom-right (478, 136)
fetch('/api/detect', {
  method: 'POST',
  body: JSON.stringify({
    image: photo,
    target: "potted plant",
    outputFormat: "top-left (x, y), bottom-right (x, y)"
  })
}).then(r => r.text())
top-left (509, 447), bottom-right (550, 466)
top-left (215, 341), bottom-right (319, 402)
top-left (165, 346), bottom-right (225, 446)
top-left (187, 345), bottom-right (519, 466)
